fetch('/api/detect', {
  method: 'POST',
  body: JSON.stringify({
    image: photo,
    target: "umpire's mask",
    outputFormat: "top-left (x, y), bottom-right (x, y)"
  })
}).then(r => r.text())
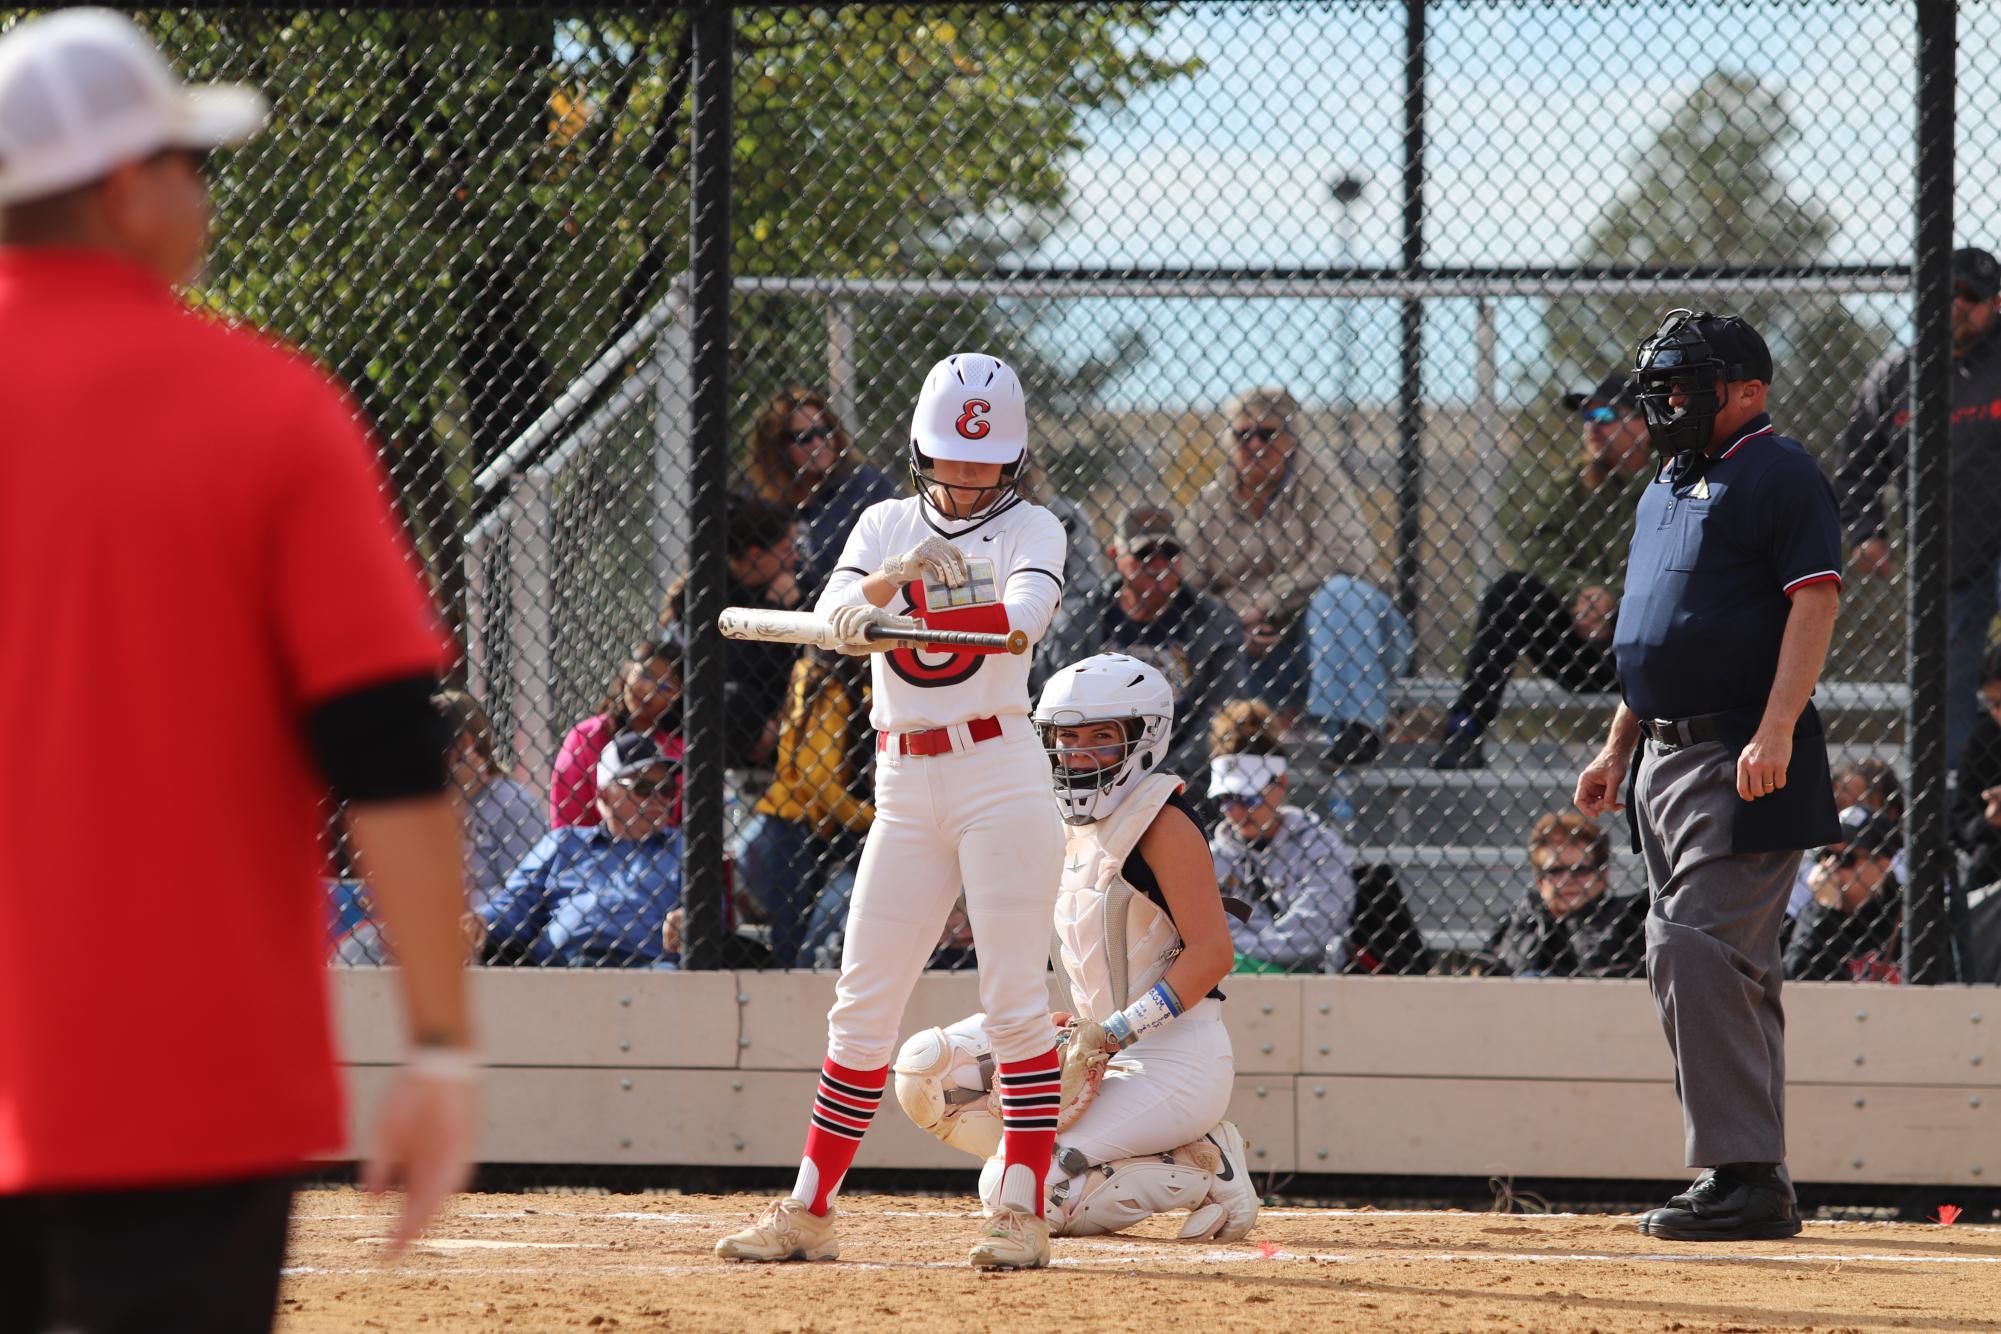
top-left (1630, 309), bottom-right (1770, 458)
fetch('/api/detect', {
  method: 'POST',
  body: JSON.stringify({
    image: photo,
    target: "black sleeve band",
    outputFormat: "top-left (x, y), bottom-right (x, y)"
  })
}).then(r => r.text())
top-left (1016, 566), bottom-right (1065, 589)
top-left (308, 673), bottom-right (451, 803)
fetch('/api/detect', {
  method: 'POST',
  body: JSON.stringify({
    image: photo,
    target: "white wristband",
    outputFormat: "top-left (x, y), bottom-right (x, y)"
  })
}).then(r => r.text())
top-left (406, 1046), bottom-right (480, 1083)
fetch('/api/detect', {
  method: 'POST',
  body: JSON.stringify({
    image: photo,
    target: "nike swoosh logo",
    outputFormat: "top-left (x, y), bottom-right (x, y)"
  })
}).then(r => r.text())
top-left (1209, 1133), bottom-right (1235, 1181)
top-left (981, 534), bottom-right (998, 542)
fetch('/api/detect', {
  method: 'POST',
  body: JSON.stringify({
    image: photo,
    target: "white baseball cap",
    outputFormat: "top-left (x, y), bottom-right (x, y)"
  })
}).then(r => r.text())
top-left (0, 9), bottom-right (268, 207)
top-left (1208, 752), bottom-right (1287, 800)
top-left (909, 353), bottom-right (1027, 465)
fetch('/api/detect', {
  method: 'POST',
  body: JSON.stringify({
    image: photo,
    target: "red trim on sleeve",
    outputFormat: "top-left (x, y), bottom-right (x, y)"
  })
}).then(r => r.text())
top-left (1782, 571), bottom-right (1843, 595)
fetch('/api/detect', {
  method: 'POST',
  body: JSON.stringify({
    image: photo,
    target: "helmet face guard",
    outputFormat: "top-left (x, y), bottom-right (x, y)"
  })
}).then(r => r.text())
top-left (909, 444), bottom-right (1025, 522)
top-left (1035, 709), bottom-right (1168, 826)
top-left (1631, 309), bottom-right (1729, 456)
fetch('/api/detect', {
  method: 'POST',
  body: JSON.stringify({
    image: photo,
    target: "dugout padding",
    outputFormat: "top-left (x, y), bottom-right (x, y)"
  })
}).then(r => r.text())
top-left (333, 972), bottom-right (1995, 1185)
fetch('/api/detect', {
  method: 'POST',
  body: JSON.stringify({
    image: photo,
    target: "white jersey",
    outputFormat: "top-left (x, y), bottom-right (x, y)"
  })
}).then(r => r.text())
top-left (817, 494), bottom-right (1067, 731)
top-left (1053, 772), bottom-right (1186, 1019)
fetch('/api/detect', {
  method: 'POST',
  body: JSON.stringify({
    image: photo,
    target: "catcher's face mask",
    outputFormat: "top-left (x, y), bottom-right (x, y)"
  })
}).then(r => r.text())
top-left (1631, 309), bottom-right (1747, 457)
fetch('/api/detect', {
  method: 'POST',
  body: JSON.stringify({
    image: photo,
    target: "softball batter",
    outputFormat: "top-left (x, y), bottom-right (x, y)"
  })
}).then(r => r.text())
top-left (717, 353), bottom-right (1068, 1269)
top-left (891, 653), bottom-right (1257, 1241)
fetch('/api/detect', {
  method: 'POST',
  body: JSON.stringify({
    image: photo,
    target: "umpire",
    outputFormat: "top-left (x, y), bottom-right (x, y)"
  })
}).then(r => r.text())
top-left (1576, 309), bottom-right (1844, 1242)
top-left (0, 13), bottom-right (476, 1331)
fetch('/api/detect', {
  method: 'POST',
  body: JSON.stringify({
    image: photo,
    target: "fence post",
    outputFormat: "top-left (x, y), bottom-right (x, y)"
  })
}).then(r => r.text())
top-left (827, 297), bottom-right (859, 442)
top-left (1394, 0), bottom-right (1427, 643)
top-left (1904, 0), bottom-right (1956, 985)
top-left (681, 0), bottom-right (734, 972)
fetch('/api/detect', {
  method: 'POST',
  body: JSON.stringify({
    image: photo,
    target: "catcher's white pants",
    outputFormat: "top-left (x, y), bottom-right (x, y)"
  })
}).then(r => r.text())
top-left (1057, 999), bottom-right (1234, 1166)
top-left (826, 722), bottom-right (1066, 1069)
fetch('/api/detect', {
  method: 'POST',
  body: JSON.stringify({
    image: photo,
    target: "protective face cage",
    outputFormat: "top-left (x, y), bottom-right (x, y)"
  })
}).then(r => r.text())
top-left (908, 443), bottom-right (1026, 523)
top-left (1631, 308), bottom-right (1755, 457)
top-left (1034, 708), bottom-right (1170, 826)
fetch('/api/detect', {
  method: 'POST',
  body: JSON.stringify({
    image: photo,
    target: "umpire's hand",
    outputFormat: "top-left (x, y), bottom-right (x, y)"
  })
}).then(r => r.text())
top-left (1737, 722), bottom-right (1793, 802)
top-left (1575, 750), bottom-right (1629, 817)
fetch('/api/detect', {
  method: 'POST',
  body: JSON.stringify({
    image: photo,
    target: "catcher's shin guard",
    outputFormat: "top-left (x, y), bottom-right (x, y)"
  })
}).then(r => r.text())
top-left (1046, 1144), bottom-right (1215, 1237)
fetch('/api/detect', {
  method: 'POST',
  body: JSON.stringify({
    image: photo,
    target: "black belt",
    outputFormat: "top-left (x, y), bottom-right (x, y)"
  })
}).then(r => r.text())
top-left (1638, 713), bottom-right (1726, 748)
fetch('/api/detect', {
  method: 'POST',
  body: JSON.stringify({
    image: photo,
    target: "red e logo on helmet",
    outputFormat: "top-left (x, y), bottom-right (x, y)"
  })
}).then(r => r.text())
top-left (955, 400), bottom-right (992, 439)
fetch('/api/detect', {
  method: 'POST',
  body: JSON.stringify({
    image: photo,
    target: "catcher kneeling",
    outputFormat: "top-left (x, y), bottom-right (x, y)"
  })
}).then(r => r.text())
top-left (894, 653), bottom-right (1258, 1242)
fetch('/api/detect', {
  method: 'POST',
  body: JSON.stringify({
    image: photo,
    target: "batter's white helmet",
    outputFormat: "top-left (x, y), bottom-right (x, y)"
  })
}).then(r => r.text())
top-left (909, 353), bottom-right (1027, 464)
top-left (1033, 653), bottom-right (1176, 825)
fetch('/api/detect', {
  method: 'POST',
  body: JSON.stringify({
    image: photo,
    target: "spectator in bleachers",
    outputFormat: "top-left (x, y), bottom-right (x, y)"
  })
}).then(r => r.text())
top-left (1788, 757), bottom-right (1906, 920)
top-left (1017, 457), bottom-right (1109, 634)
top-left (734, 649), bottom-right (873, 968)
top-left (1303, 572), bottom-right (1414, 765)
top-left (550, 633), bottom-right (685, 828)
top-left (1206, 699), bottom-right (1359, 972)
top-left (435, 689), bottom-right (544, 914)
top-left (479, 732), bottom-right (685, 966)
top-left (742, 386), bottom-right (896, 599)
top-left (658, 495), bottom-right (804, 768)
top-left (1784, 805), bottom-right (1904, 983)
top-left (1952, 646), bottom-right (2001, 893)
top-left (1182, 386), bottom-right (1377, 726)
top-left (1430, 372), bottom-right (1648, 769)
top-left (1038, 504), bottom-right (1245, 778)
top-left (1484, 813), bottom-right (1645, 978)
top-left (1836, 246), bottom-right (2001, 761)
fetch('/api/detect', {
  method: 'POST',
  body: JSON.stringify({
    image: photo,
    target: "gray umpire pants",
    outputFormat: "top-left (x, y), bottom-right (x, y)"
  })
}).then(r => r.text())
top-left (1633, 738), bottom-right (1802, 1175)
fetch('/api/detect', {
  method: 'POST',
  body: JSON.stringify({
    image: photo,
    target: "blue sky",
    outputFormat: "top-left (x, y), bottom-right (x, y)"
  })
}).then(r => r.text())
top-left (1018, 1), bottom-right (1994, 411)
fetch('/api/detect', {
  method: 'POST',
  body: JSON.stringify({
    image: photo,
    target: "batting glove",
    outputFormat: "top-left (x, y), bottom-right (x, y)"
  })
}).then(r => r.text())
top-left (878, 535), bottom-right (969, 589)
top-left (825, 604), bottom-right (925, 654)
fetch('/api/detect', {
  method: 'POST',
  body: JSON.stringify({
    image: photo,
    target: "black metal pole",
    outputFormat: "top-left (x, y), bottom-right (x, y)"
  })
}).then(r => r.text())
top-left (1394, 0), bottom-right (1426, 634)
top-left (1904, 0), bottom-right (1955, 985)
top-left (681, 0), bottom-right (733, 971)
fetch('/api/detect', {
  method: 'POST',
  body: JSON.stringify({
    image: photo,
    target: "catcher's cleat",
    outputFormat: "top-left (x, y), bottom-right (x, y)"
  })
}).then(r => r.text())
top-left (714, 1198), bottom-right (840, 1262)
top-left (968, 1205), bottom-right (1051, 1269)
top-left (1201, 1120), bottom-right (1260, 1242)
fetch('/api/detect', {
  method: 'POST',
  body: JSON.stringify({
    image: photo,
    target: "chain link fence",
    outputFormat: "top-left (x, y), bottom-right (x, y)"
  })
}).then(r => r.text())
top-left (67, 2), bottom-right (1995, 986)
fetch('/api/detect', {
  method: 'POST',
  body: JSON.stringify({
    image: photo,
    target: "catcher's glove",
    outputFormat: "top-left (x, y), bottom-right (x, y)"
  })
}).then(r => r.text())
top-left (990, 1018), bottom-right (1110, 1131)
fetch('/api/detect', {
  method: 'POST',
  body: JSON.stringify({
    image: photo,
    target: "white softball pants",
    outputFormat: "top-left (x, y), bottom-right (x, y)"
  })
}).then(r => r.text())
top-left (1058, 999), bottom-right (1234, 1166)
top-left (826, 719), bottom-right (1066, 1069)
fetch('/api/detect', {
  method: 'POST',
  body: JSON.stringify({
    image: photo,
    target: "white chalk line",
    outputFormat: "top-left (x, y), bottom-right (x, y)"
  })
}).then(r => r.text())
top-left (281, 1244), bottom-right (2001, 1278)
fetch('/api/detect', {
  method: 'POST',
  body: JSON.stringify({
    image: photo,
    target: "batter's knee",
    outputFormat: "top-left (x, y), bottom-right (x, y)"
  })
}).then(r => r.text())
top-left (980, 1007), bottom-right (1057, 1064)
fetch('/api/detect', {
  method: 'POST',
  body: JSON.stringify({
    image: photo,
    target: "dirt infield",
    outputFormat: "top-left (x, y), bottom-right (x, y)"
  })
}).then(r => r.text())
top-left (279, 1188), bottom-right (2001, 1332)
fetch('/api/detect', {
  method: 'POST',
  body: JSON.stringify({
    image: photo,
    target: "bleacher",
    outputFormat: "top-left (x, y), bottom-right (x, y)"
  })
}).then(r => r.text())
top-left (1289, 678), bottom-right (1911, 954)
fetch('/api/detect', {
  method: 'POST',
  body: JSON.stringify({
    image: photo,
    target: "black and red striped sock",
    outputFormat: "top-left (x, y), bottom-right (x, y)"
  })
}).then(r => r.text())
top-left (994, 1047), bottom-right (1062, 1217)
top-left (789, 1058), bottom-right (886, 1216)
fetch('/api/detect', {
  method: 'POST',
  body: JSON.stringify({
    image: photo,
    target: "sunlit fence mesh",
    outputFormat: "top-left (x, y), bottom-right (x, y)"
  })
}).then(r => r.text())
top-left (58, 1), bottom-right (1999, 985)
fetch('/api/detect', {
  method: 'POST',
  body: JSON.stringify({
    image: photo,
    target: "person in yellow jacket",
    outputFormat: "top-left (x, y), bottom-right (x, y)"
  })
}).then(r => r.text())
top-left (736, 649), bottom-right (875, 967)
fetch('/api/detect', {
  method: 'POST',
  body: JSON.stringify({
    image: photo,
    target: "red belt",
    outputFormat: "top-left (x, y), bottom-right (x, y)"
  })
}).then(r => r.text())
top-left (877, 715), bottom-right (1004, 756)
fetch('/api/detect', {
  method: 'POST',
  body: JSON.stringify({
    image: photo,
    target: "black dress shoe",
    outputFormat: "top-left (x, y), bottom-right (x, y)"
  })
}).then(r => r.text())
top-left (1639, 1164), bottom-right (1802, 1241)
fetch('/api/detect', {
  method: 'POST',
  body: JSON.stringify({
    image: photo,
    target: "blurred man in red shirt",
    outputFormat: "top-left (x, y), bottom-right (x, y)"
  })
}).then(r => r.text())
top-left (0, 11), bottom-right (477, 1331)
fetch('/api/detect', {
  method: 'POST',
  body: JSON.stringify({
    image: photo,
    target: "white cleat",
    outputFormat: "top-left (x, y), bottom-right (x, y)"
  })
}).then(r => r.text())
top-left (968, 1205), bottom-right (1051, 1269)
top-left (714, 1198), bottom-right (839, 1262)
top-left (1177, 1120), bottom-right (1259, 1242)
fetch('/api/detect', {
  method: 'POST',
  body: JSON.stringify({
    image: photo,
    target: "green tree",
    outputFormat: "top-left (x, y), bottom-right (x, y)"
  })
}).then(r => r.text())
top-left (146, 4), bottom-right (1193, 616)
top-left (1539, 69), bottom-right (1887, 452)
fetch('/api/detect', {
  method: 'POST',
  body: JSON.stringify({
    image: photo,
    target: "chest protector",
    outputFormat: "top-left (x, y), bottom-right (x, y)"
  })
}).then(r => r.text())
top-left (1054, 772), bottom-right (1185, 1021)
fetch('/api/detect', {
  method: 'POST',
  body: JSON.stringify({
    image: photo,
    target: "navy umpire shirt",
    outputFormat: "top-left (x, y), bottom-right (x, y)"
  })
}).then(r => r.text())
top-left (1612, 413), bottom-right (1845, 852)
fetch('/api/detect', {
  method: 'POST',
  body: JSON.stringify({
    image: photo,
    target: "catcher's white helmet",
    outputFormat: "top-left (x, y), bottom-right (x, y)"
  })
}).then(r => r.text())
top-left (1033, 652), bottom-right (1176, 825)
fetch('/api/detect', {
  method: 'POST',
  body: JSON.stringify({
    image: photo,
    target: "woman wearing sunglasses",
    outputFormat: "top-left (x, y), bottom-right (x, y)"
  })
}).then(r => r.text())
top-left (1783, 805), bottom-right (1903, 983)
top-left (743, 386), bottom-right (898, 599)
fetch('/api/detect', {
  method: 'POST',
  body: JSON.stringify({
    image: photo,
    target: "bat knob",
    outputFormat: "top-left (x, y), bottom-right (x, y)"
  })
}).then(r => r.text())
top-left (1006, 629), bottom-right (1029, 656)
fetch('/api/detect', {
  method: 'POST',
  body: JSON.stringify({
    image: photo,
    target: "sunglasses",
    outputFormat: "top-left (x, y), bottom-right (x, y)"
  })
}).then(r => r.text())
top-left (1581, 406), bottom-right (1622, 424)
top-left (789, 425), bottom-right (837, 447)
top-left (1954, 284), bottom-right (1993, 304)
top-left (1233, 426), bottom-right (1285, 447)
top-left (1131, 541), bottom-right (1182, 563)
top-left (1536, 862), bottom-right (1605, 880)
